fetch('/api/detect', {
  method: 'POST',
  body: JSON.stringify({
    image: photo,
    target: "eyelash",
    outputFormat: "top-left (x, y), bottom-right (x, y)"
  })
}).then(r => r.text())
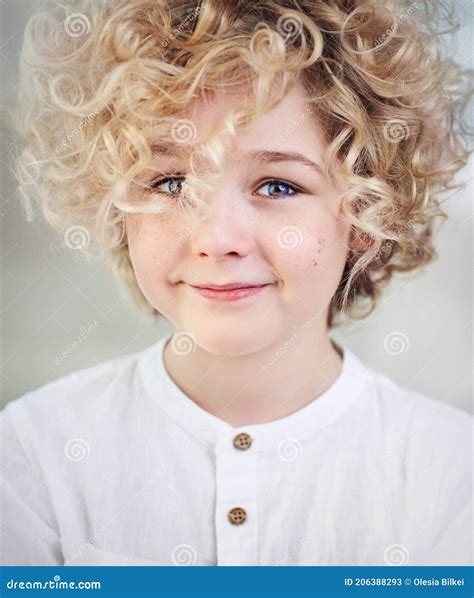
top-left (146, 176), bottom-right (302, 199)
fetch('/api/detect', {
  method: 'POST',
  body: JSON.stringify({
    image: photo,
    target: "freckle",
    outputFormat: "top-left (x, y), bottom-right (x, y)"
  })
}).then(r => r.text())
top-left (313, 260), bottom-right (318, 266)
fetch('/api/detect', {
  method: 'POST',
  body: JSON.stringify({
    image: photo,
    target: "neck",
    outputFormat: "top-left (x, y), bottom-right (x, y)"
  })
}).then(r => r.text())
top-left (163, 324), bottom-right (343, 428)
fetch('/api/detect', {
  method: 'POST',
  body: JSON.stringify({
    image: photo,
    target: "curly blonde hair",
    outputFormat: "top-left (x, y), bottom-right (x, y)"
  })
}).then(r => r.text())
top-left (9, 0), bottom-right (471, 329)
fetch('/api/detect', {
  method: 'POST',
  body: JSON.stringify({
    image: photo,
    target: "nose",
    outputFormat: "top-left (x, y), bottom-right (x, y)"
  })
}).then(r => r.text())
top-left (189, 187), bottom-right (255, 259)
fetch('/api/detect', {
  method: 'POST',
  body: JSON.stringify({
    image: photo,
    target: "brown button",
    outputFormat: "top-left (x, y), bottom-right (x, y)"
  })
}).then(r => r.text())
top-left (228, 507), bottom-right (247, 525)
top-left (233, 432), bottom-right (253, 450)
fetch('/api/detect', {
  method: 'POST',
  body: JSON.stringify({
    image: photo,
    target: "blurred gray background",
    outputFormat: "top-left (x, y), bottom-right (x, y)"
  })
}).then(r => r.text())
top-left (1, 0), bottom-right (472, 414)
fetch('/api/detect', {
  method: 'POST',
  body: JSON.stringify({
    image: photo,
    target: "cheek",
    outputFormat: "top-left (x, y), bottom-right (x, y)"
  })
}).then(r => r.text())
top-left (125, 214), bottom-right (171, 287)
top-left (311, 217), bottom-right (350, 273)
top-left (274, 210), bottom-right (349, 292)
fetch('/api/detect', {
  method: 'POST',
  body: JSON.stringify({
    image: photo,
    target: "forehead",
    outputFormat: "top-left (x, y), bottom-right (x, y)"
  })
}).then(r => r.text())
top-left (189, 82), bottom-right (316, 143)
top-left (150, 83), bottom-right (326, 167)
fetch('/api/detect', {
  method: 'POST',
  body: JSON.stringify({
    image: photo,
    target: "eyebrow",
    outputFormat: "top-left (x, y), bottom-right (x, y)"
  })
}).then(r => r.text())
top-left (149, 144), bottom-right (323, 176)
top-left (243, 150), bottom-right (323, 176)
top-left (150, 142), bottom-right (188, 157)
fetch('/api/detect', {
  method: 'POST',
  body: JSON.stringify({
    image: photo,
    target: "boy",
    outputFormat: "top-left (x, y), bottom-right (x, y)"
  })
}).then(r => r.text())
top-left (1, 0), bottom-right (471, 566)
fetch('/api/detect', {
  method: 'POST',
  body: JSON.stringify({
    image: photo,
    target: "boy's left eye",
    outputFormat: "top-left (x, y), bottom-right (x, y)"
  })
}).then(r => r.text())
top-left (255, 180), bottom-right (299, 198)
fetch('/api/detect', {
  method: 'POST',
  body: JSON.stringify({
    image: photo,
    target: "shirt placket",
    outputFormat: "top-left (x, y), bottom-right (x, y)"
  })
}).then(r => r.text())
top-left (214, 430), bottom-right (259, 565)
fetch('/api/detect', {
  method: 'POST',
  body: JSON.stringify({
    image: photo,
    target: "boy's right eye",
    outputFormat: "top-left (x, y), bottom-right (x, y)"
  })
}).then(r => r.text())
top-left (148, 175), bottom-right (185, 195)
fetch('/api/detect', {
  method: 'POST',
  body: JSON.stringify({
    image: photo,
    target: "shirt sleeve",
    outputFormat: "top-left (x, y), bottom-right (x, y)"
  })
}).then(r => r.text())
top-left (405, 399), bottom-right (473, 565)
top-left (428, 441), bottom-right (473, 565)
top-left (1, 407), bottom-right (63, 565)
top-left (429, 500), bottom-right (472, 565)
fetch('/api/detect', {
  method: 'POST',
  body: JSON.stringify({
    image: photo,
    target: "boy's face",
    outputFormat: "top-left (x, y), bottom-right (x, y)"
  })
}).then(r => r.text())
top-left (126, 83), bottom-right (351, 355)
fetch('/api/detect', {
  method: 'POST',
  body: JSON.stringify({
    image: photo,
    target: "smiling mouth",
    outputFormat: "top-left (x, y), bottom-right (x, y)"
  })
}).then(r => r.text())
top-left (186, 282), bottom-right (273, 302)
top-left (191, 283), bottom-right (270, 290)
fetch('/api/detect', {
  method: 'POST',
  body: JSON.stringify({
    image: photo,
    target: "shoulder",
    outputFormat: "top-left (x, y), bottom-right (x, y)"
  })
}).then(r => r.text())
top-left (373, 366), bottom-right (472, 441)
top-left (346, 349), bottom-right (472, 458)
top-left (1, 344), bottom-right (152, 452)
top-left (361, 365), bottom-right (473, 564)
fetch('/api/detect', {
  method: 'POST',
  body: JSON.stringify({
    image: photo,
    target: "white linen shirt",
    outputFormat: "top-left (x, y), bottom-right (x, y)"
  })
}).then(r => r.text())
top-left (1, 332), bottom-right (472, 566)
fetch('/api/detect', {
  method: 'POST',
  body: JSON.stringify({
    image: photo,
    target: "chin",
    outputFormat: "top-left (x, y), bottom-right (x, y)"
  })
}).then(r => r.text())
top-left (193, 324), bottom-right (277, 358)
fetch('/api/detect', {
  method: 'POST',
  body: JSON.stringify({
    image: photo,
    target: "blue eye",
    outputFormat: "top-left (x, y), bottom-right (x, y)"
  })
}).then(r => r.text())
top-left (256, 180), bottom-right (299, 198)
top-left (147, 176), bottom-right (300, 199)
top-left (148, 176), bottom-right (185, 195)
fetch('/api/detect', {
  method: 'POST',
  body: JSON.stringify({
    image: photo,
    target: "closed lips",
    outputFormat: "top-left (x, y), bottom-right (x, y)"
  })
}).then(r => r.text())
top-left (191, 283), bottom-right (271, 290)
